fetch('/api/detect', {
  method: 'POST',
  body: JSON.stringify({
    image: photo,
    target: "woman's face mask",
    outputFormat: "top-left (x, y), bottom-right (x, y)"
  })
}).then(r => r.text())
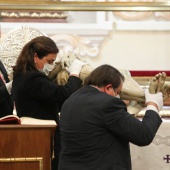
top-left (42, 63), bottom-right (55, 76)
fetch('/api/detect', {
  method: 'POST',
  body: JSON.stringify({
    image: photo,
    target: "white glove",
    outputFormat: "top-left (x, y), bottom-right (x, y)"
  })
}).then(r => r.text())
top-left (69, 59), bottom-right (86, 76)
top-left (5, 80), bottom-right (13, 94)
top-left (145, 89), bottom-right (163, 113)
top-left (61, 51), bottom-right (77, 69)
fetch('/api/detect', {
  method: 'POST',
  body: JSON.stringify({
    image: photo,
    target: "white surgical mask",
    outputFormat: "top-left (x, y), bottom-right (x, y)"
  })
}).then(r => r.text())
top-left (42, 63), bottom-right (55, 76)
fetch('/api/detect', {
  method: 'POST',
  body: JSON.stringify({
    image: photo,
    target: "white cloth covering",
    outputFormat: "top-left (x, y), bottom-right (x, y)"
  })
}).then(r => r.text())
top-left (131, 119), bottom-right (170, 170)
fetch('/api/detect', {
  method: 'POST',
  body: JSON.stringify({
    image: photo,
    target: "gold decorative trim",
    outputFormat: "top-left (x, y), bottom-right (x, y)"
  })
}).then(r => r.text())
top-left (0, 11), bottom-right (67, 19)
top-left (137, 108), bottom-right (170, 117)
top-left (0, 157), bottom-right (43, 170)
top-left (0, 1), bottom-right (170, 12)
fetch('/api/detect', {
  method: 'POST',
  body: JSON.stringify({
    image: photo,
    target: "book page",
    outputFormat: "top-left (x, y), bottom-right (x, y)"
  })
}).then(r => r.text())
top-left (0, 114), bottom-right (19, 120)
top-left (20, 117), bottom-right (57, 125)
top-left (0, 114), bottom-right (21, 124)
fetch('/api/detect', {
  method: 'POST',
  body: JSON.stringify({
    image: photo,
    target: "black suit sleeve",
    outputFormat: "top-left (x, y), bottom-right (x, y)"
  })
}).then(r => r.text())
top-left (0, 85), bottom-right (13, 117)
top-left (0, 85), bottom-right (9, 101)
top-left (24, 73), bottom-right (82, 104)
top-left (103, 98), bottom-right (162, 146)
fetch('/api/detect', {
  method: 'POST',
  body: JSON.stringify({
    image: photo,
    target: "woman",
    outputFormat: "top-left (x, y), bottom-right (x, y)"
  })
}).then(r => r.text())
top-left (12, 36), bottom-right (84, 170)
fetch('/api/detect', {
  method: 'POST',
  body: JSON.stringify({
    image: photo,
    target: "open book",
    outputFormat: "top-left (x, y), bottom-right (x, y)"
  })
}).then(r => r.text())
top-left (0, 114), bottom-right (57, 125)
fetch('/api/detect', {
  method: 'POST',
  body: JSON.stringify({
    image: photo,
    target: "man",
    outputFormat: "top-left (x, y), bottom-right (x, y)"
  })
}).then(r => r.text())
top-left (0, 60), bottom-right (13, 117)
top-left (59, 64), bottom-right (164, 170)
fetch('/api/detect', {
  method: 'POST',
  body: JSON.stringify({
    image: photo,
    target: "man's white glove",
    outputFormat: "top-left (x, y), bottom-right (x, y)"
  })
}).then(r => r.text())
top-left (5, 80), bottom-right (13, 94)
top-left (145, 89), bottom-right (163, 113)
top-left (69, 59), bottom-right (86, 76)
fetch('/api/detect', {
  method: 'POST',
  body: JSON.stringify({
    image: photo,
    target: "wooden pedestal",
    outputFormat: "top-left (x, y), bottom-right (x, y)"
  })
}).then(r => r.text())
top-left (0, 125), bottom-right (56, 170)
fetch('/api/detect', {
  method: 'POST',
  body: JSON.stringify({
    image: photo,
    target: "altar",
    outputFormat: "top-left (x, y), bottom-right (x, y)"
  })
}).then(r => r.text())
top-left (131, 118), bottom-right (170, 170)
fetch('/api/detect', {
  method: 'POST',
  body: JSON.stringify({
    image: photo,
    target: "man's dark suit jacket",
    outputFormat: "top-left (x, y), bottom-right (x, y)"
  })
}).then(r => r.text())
top-left (59, 85), bottom-right (162, 170)
top-left (0, 61), bottom-right (13, 117)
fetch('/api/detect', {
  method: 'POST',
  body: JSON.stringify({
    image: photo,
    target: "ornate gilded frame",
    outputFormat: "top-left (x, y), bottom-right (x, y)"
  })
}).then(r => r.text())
top-left (0, 1), bottom-right (170, 12)
top-left (0, 157), bottom-right (43, 170)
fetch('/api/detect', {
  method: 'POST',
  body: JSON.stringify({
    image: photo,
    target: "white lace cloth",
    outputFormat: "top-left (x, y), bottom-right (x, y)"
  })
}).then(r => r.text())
top-left (131, 120), bottom-right (170, 170)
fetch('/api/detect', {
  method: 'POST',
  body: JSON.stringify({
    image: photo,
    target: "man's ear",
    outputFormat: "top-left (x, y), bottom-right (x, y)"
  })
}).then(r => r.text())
top-left (104, 84), bottom-right (112, 93)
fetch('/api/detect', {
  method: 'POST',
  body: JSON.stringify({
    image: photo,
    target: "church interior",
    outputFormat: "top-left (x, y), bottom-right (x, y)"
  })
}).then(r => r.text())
top-left (0, 1), bottom-right (170, 170)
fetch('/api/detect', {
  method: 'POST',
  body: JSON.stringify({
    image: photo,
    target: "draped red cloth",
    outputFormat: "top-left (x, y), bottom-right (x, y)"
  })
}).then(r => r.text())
top-left (129, 71), bottom-right (170, 77)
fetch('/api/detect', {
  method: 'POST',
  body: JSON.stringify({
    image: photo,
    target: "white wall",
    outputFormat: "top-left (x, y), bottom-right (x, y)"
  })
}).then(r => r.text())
top-left (0, 11), bottom-right (170, 72)
top-left (92, 30), bottom-right (170, 70)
